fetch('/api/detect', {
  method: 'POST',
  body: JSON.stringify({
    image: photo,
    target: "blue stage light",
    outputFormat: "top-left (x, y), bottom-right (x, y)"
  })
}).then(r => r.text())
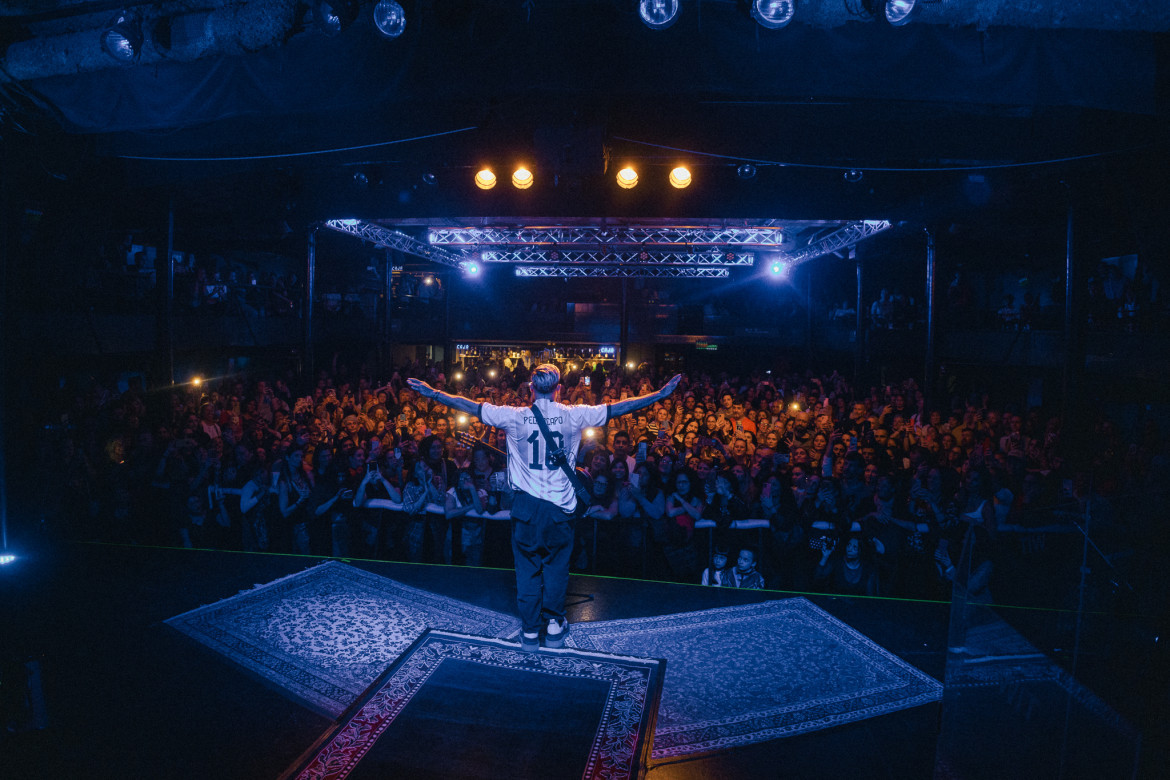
top-left (0, 554), bottom-right (16, 566)
top-left (770, 260), bottom-right (789, 277)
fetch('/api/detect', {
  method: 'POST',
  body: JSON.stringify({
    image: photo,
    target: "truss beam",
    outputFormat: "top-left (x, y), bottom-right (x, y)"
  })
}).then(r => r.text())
top-left (783, 220), bottom-right (893, 266)
top-left (324, 220), bottom-right (468, 269)
top-left (482, 249), bottom-right (754, 266)
top-left (428, 226), bottom-right (784, 247)
top-left (515, 266), bottom-right (730, 278)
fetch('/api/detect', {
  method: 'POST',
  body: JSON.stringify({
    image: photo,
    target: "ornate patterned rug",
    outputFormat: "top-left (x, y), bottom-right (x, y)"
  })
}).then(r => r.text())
top-left (281, 631), bottom-right (665, 780)
top-left (165, 561), bottom-right (521, 716)
top-left (565, 597), bottom-right (943, 759)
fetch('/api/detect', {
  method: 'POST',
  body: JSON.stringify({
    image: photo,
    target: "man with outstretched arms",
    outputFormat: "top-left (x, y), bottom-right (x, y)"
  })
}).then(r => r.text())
top-left (408, 365), bottom-right (682, 651)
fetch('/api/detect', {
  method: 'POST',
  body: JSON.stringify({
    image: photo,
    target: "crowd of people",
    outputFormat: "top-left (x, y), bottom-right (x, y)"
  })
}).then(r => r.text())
top-left (41, 356), bottom-right (1161, 603)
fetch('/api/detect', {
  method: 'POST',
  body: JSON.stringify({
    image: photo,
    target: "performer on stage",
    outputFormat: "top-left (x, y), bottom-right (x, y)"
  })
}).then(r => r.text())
top-left (408, 365), bottom-right (682, 651)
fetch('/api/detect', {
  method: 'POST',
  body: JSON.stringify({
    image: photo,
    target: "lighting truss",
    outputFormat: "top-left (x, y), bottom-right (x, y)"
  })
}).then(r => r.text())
top-left (481, 249), bottom-right (754, 266)
top-left (324, 219), bottom-right (468, 269)
top-left (783, 220), bottom-right (893, 266)
top-left (427, 226), bottom-right (785, 247)
top-left (515, 266), bottom-right (730, 278)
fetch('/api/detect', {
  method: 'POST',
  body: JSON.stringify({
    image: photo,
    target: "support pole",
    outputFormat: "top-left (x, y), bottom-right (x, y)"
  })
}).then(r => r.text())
top-left (925, 229), bottom-right (936, 410)
top-left (854, 255), bottom-right (864, 384)
top-left (619, 278), bottom-right (630, 371)
top-left (805, 267), bottom-right (813, 366)
top-left (0, 144), bottom-right (8, 554)
top-left (380, 249), bottom-right (392, 373)
top-left (1062, 200), bottom-right (1075, 424)
top-left (305, 228), bottom-right (316, 382)
top-left (164, 197), bottom-right (175, 385)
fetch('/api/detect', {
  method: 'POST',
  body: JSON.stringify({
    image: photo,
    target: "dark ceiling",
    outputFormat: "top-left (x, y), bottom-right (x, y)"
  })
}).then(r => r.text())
top-left (1, 1), bottom-right (1167, 260)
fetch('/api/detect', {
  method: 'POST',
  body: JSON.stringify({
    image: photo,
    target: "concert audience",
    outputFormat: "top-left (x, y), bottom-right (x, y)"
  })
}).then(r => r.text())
top-left (38, 356), bottom-right (1162, 605)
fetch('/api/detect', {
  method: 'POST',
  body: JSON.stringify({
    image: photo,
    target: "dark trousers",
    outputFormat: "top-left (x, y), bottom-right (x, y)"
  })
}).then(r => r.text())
top-left (511, 491), bottom-right (574, 634)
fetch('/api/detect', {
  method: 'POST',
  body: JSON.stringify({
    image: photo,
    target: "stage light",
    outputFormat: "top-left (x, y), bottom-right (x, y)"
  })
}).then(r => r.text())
top-left (737, 164), bottom-right (757, 180)
top-left (475, 169), bottom-right (497, 190)
top-left (770, 260), bottom-right (789, 277)
top-left (863, 0), bottom-right (917, 26)
top-left (751, 0), bottom-right (796, 30)
top-left (454, 372), bottom-right (463, 381)
top-left (0, 554), bottom-right (16, 566)
top-left (373, 0), bottom-right (407, 38)
top-left (585, 429), bottom-right (595, 439)
top-left (669, 166), bottom-right (692, 189)
top-left (314, 0), bottom-right (359, 36)
top-left (463, 262), bottom-right (480, 275)
top-left (100, 11), bottom-right (143, 63)
top-left (512, 167), bottom-right (534, 190)
top-left (339, 218), bottom-right (361, 225)
top-left (423, 275), bottom-right (433, 285)
top-left (488, 369), bottom-right (497, 378)
top-left (626, 361), bottom-right (635, 369)
top-left (790, 402), bottom-right (801, 412)
top-left (420, 172), bottom-right (437, 186)
top-left (458, 415), bottom-right (468, 426)
top-left (616, 167), bottom-right (639, 189)
top-left (192, 376), bottom-right (202, 386)
top-left (844, 169), bottom-right (864, 183)
top-left (639, 0), bottom-right (680, 29)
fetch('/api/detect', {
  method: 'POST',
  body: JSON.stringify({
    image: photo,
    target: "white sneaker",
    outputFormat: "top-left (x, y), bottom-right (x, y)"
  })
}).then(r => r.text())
top-left (545, 618), bottom-right (568, 649)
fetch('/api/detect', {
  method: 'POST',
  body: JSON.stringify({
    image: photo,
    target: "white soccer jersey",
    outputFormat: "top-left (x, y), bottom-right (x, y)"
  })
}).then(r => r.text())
top-left (480, 398), bottom-right (608, 511)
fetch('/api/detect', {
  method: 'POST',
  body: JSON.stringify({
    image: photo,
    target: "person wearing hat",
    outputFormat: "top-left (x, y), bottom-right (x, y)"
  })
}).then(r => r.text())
top-left (408, 365), bottom-right (681, 651)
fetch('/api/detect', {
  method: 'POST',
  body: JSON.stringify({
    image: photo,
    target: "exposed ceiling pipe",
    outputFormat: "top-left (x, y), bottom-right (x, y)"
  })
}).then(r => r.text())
top-left (1, 0), bottom-right (298, 82)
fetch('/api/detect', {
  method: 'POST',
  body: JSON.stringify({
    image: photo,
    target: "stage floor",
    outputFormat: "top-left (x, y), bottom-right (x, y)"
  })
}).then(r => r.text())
top-left (8, 537), bottom-right (1156, 779)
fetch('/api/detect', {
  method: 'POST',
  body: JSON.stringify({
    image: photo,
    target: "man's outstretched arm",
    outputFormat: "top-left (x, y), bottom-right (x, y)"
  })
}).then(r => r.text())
top-left (406, 378), bottom-right (482, 417)
top-left (607, 374), bottom-right (683, 420)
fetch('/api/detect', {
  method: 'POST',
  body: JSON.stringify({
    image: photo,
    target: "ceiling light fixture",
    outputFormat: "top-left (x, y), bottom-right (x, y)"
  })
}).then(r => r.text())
top-left (100, 11), bottom-right (143, 63)
top-left (737, 163), bottom-right (758, 180)
top-left (751, 0), bottom-right (796, 30)
top-left (863, 0), bottom-right (918, 26)
top-left (314, 0), bottom-right (359, 36)
top-left (638, 0), bottom-right (680, 30)
top-left (372, 0), bottom-right (407, 38)
top-left (474, 169), bottom-right (497, 190)
top-left (512, 167), bottom-right (534, 190)
top-left (668, 166), bottom-right (692, 189)
top-left (616, 167), bottom-right (639, 189)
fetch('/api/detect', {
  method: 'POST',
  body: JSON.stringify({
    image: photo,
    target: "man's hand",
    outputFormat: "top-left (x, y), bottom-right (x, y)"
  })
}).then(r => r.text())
top-left (658, 374), bottom-right (683, 398)
top-left (406, 378), bottom-right (434, 399)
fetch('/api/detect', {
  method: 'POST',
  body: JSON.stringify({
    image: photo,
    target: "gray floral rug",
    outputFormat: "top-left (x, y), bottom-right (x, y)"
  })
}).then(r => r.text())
top-left (165, 561), bottom-right (520, 716)
top-left (565, 597), bottom-right (943, 759)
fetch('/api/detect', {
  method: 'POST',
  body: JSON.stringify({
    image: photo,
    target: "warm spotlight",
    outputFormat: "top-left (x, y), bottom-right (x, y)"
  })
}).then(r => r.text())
top-left (626, 361), bottom-right (635, 369)
top-left (488, 369), bottom-right (497, 378)
top-left (512, 167), bottom-right (534, 190)
top-left (751, 0), bottom-right (796, 30)
top-left (789, 402), bottom-right (801, 412)
top-left (372, 0), bottom-right (407, 38)
top-left (423, 275), bottom-right (433, 285)
top-left (192, 376), bottom-right (202, 386)
top-left (454, 372), bottom-right (463, 381)
top-left (458, 415), bottom-right (468, 426)
top-left (668, 166), bottom-right (692, 189)
top-left (585, 429), bottom-right (595, 439)
top-left (616, 167), bottom-right (639, 189)
top-left (638, 0), bottom-right (680, 30)
top-left (100, 11), bottom-right (143, 63)
top-left (475, 169), bottom-right (497, 190)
